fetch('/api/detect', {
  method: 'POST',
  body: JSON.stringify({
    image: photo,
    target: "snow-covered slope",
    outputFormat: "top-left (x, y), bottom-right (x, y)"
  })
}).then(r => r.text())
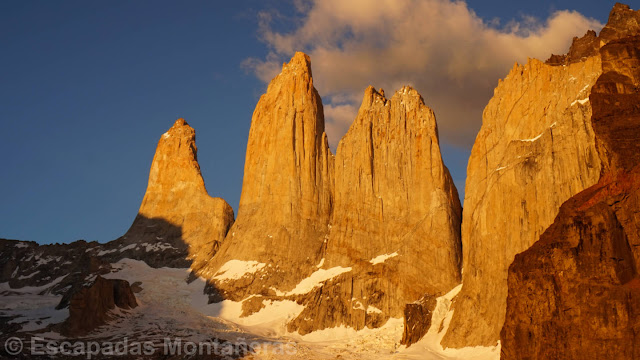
top-left (1, 257), bottom-right (499, 359)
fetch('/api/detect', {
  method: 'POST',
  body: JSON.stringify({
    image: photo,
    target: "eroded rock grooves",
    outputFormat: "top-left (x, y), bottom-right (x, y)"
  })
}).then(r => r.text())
top-left (288, 86), bottom-right (462, 335)
top-left (502, 13), bottom-right (640, 359)
top-left (202, 52), bottom-right (335, 299)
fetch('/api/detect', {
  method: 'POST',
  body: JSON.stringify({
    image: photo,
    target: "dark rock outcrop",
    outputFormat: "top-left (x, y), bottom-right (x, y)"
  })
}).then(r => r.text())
top-left (599, 3), bottom-right (640, 45)
top-left (546, 3), bottom-right (640, 66)
top-left (546, 30), bottom-right (599, 65)
top-left (401, 296), bottom-right (437, 347)
top-left (61, 276), bottom-right (137, 337)
top-left (591, 35), bottom-right (640, 172)
top-left (501, 169), bottom-right (640, 360)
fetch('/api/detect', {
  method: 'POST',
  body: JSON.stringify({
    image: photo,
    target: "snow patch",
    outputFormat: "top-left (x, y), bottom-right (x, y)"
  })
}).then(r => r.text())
top-left (18, 271), bottom-right (40, 280)
top-left (0, 275), bottom-right (69, 332)
top-left (295, 317), bottom-right (404, 344)
top-left (207, 299), bottom-right (305, 337)
top-left (119, 244), bottom-right (137, 252)
top-left (366, 305), bottom-right (383, 314)
top-left (519, 122), bottom-right (557, 143)
top-left (285, 266), bottom-right (352, 296)
top-left (370, 252), bottom-right (399, 265)
top-left (141, 242), bottom-right (175, 252)
top-left (519, 133), bottom-right (543, 142)
top-left (571, 97), bottom-right (590, 106)
top-left (579, 83), bottom-right (590, 95)
top-left (213, 260), bottom-right (267, 281)
top-left (97, 248), bottom-right (118, 256)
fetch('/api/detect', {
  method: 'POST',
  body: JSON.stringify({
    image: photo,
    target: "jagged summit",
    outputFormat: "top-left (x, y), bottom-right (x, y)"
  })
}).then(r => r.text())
top-left (287, 82), bottom-right (462, 337)
top-left (443, 27), bottom-right (605, 352)
top-left (281, 51), bottom-right (313, 75)
top-left (600, 3), bottom-right (640, 43)
top-left (359, 85), bottom-right (429, 116)
top-left (6, 5), bottom-right (640, 358)
top-left (546, 3), bottom-right (639, 65)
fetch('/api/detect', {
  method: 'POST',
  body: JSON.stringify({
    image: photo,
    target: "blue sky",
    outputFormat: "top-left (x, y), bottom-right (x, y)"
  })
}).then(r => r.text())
top-left (0, 1), bottom-right (612, 244)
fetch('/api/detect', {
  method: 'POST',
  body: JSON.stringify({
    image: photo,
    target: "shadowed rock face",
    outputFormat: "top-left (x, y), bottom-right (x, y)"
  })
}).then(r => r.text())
top-left (287, 86), bottom-right (462, 336)
top-left (501, 27), bottom-right (640, 360)
top-left (61, 276), bottom-right (137, 337)
top-left (501, 170), bottom-right (640, 360)
top-left (591, 35), bottom-right (640, 173)
top-left (202, 52), bottom-right (335, 300)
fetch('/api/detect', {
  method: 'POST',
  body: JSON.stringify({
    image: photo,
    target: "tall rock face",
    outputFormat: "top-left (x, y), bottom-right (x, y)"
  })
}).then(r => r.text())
top-left (501, 24), bottom-right (640, 360)
top-left (122, 119), bottom-right (234, 270)
top-left (288, 86), bottom-right (462, 335)
top-left (442, 52), bottom-right (604, 346)
top-left (202, 53), bottom-right (334, 299)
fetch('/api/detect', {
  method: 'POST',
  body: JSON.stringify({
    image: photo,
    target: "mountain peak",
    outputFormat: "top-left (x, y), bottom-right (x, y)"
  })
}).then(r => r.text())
top-left (124, 119), bottom-right (234, 270)
top-left (202, 49), bottom-right (334, 298)
top-left (281, 51), bottom-right (313, 76)
top-left (600, 2), bottom-right (640, 44)
top-left (171, 118), bottom-right (189, 128)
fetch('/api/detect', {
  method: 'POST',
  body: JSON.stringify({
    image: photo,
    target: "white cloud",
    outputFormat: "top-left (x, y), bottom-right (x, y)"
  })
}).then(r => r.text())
top-left (245, 0), bottom-right (602, 149)
top-left (324, 103), bottom-right (359, 149)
